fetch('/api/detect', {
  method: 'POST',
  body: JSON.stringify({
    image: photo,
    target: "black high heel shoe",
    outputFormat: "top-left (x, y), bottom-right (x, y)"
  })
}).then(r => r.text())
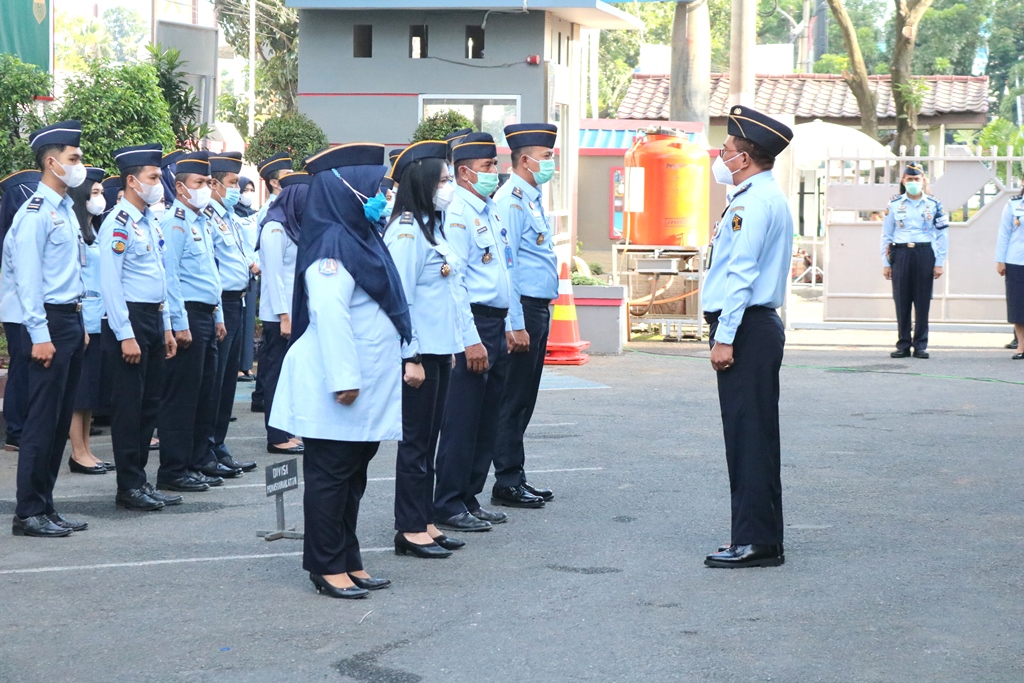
top-left (68, 457), bottom-right (107, 475)
top-left (394, 532), bottom-right (453, 558)
top-left (309, 573), bottom-right (368, 599)
top-left (350, 575), bottom-right (391, 590)
top-left (430, 534), bottom-right (466, 550)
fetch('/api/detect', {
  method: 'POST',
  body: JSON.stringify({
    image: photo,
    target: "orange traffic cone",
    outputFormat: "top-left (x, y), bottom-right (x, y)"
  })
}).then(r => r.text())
top-left (545, 262), bottom-right (590, 366)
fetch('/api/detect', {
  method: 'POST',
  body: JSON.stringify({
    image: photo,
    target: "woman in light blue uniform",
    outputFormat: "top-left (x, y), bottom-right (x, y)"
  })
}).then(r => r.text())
top-left (384, 141), bottom-right (467, 559)
top-left (996, 190), bottom-right (1024, 359)
top-left (235, 176), bottom-right (260, 381)
top-left (270, 143), bottom-right (412, 599)
top-left (68, 166), bottom-right (112, 474)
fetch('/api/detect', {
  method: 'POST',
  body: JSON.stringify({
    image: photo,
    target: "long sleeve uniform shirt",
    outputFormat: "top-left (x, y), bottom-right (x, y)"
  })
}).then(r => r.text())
top-left (880, 192), bottom-right (949, 266)
top-left (160, 200), bottom-right (224, 331)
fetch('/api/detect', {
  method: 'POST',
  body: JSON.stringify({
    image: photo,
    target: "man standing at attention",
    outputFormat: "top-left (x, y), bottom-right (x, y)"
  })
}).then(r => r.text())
top-left (702, 107), bottom-right (793, 569)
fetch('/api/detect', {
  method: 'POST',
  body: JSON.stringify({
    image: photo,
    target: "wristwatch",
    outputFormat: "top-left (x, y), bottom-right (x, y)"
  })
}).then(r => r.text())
top-left (403, 354), bottom-right (422, 365)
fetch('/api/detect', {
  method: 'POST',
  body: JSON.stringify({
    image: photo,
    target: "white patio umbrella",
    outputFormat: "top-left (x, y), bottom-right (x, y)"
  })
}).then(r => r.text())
top-left (790, 119), bottom-right (894, 171)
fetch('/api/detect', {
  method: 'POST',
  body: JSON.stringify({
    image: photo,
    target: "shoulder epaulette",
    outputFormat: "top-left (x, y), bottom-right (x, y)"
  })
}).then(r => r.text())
top-left (511, 185), bottom-right (523, 200)
top-left (890, 194), bottom-right (902, 203)
top-left (115, 210), bottom-right (129, 226)
top-left (174, 206), bottom-right (185, 220)
top-left (1012, 192), bottom-right (1023, 202)
top-left (730, 183), bottom-right (751, 202)
top-left (26, 196), bottom-right (43, 212)
top-left (399, 211), bottom-right (413, 225)
top-left (203, 205), bottom-right (214, 218)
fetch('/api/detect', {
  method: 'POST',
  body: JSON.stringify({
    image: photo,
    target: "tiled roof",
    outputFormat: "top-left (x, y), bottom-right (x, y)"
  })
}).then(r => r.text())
top-left (616, 73), bottom-right (989, 121)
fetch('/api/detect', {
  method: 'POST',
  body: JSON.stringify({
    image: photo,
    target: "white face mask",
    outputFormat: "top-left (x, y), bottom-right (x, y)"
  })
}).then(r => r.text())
top-left (149, 202), bottom-right (166, 220)
top-left (132, 177), bottom-right (165, 206)
top-left (85, 195), bottom-right (106, 216)
top-left (51, 158), bottom-right (87, 188)
top-left (712, 153), bottom-right (743, 186)
top-left (434, 182), bottom-right (455, 212)
top-left (181, 183), bottom-right (212, 211)
top-left (239, 193), bottom-right (253, 207)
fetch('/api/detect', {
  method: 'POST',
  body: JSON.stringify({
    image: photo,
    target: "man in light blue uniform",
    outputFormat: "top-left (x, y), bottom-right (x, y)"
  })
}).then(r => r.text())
top-left (9, 121), bottom-right (89, 537)
top-left (434, 132), bottom-right (514, 532)
top-left (881, 163), bottom-right (948, 359)
top-left (157, 151), bottom-right (227, 493)
top-left (702, 107), bottom-right (793, 569)
top-left (995, 190), bottom-right (1024, 359)
top-left (491, 122), bottom-right (559, 509)
top-left (100, 143), bottom-right (182, 511)
top-left (204, 152), bottom-right (259, 477)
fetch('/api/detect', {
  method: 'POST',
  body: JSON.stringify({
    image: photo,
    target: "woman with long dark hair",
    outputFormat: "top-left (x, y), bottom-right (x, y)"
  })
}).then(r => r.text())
top-left (269, 144), bottom-right (411, 599)
top-left (67, 166), bottom-right (112, 474)
top-left (383, 141), bottom-right (466, 558)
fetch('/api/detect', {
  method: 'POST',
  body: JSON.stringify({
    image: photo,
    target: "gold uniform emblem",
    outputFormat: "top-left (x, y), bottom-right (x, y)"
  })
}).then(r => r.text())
top-left (536, 233), bottom-right (545, 245)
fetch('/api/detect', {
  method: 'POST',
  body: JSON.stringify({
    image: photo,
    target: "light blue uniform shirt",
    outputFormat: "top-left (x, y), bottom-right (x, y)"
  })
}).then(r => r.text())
top-left (207, 201), bottom-right (253, 292)
top-left (256, 192), bottom-right (277, 228)
top-left (493, 172), bottom-right (558, 329)
top-left (99, 199), bottom-right (172, 340)
top-left (258, 219), bottom-right (297, 322)
top-left (161, 199), bottom-right (224, 331)
top-left (0, 229), bottom-right (23, 324)
top-left (996, 195), bottom-right (1024, 266)
top-left (703, 170), bottom-right (793, 345)
top-left (384, 211), bottom-right (466, 357)
top-left (443, 185), bottom-right (512, 346)
top-left (11, 184), bottom-right (85, 344)
top-left (81, 241), bottom-right (104, 334)
top-left (881, 192), bottom-right (949, 266)
top-left (235, 212), bottom-right (260, 268)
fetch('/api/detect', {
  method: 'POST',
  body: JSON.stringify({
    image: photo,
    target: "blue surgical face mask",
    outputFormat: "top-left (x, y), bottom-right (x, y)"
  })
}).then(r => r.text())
top-left (467, 168), bottom-right (499, 197)
top-left (335, 170), bottom-right (388, 223)
top-left (222, 186), bottom-right (241, 209)
top-left (528, 156), bottom-right (556, 185)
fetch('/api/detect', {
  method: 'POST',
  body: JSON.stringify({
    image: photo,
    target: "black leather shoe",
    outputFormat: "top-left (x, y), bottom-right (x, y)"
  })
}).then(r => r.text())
top-left (395, 532), bottom-right (453, 558)
top-left (470, 507), bottom-right (508, 524)
top-left (267, 443), bottom-right (304, 454)
top-left (199, 461), bottom-right (242, 479)
top-left (1014, 353), bottom-right (1024, 360)
top-left (890, 349), bottom-right (911, 358)
top-left (142, 482), bottom-right (182, 506)
top-left (189, 470), bottom-right (224, 487)
top-left (913, 350), bottom-right (930, 359)
top-left (157, 476), bottom-right (210, 492)
top-left (101, 461), bottom-right (115, 471)
top-left (1007, 338), bottom-right (1019, 350)
top-left (309, 574), bottom-right (368, 599)
top-left (68, 457), bottom-right (107, 475)
top-left (251, 401), bottom-right (265, 413)
top-left (115, 489), bottom-right (165, 511)
top-left (717, 542), bottom-right (785, 556)
top-left (238, 372), bottom-right (255, 383)
top-left (47, 512), bottom-right (88, 531)
top-left (12, 514), bottom-right (71, 537)
top-left (704, 544), bottom-right (784, 568)
top-left (431, 534), bottom-right (465, 550)
top-left (350, 575), bottom-right (391, 590)
top-left (523, 481), bottom-right (553, 501)
top-left (220, 455), bottom-right (258, 472)
top-left (435, 512), bottom-right (492, 532)
top-left (491, 485), bottom-right (545, 508)
top-left (228, 415), bottom-right (238, 422)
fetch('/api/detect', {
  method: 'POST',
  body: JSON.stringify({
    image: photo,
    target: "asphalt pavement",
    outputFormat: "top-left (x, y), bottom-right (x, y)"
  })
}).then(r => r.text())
top-left (1, 337), bottom-right (1022, 682)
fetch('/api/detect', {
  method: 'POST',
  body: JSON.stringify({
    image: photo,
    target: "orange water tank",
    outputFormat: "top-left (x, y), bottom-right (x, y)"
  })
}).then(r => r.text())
top-left (623, 128), bottom-right (710, 247)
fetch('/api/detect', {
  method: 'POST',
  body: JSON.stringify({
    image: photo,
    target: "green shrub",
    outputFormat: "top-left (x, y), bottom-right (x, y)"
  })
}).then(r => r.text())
top-left (55, 60), bottom-right (175, 171)
top-left (411, 110), bottom-right (474, 143)
top-left (148, 44), bottom-right (211, 149)
top-left (0, 53), bottom-right (52, 176)
top-left (588, 261), bottom-right (604, 275)
top-left (244, 113), bottom-right (328, 170)
top-left (571, 273), bottom-right (606, 286)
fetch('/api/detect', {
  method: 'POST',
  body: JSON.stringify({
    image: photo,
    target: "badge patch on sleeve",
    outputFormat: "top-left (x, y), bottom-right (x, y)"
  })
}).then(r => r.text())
top-left (112, 240), bottom-right (126, 254)
top-left (112, 229), bottom-right (129, 241)
top-left (732, 214), bottom-right (743, 231)
top-left (318, 258), bottom-right (338, 276)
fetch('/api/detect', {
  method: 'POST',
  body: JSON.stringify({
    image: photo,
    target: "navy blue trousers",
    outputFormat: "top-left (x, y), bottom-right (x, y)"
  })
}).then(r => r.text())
top-left (891, 243), bottom-right (935, 352)
top-left (259, 320), bottom-right (292, 446)
top-left (434, 314), bottom-right (508, 519)
top-left (303, 438), bottom-right (378, 575)
top-left (15, 310), bottom-right (84, 518)
top-left (207, 295), bottom-right (243, 464)
top-left (708, 306), bottom-right (785, 546)
top-left (158, 308), bottom-right (218, 481)
top-left (395, 354), bottom-right (452, 532)
top-left (494, 296), bottom-right (551, 487)
top-left (3, 321), bottom-right (28, 446)
top-left (103, 307), bottom-right (164, 492)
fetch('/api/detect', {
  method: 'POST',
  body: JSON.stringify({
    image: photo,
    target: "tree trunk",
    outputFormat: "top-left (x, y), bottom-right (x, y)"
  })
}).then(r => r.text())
top-left (825, 0), bottom-right (879, 141)
top-left (891, 0), bottom-right (934, 153)
top-left (670, 0), bottom-right (711, 133)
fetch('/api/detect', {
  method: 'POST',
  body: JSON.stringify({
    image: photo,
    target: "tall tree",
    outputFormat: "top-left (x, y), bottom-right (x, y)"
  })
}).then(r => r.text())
top-left (670, 0), bottom-right (711, 130)
top-left (986, 1), bottom-right (1024, 117)
top-left (103, 6), bottom-right (147, 64)
top-left (890, 0), bottom-right (935, 152)
top-left (825, 0), bottom-right (880, 140)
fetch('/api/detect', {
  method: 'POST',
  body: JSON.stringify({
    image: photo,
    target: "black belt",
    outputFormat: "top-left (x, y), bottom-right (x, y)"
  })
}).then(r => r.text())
top-left (184, 301), bottom-right (219, 314)
top-left (471, 303), bottom-right (509, 319)
top-left (703, 305), bottom-right (773, 324)
top-left (45, 302), bottom-right (82, 313)
top-left (222, 290), bottom-right (246, 299)
top-left (127, 302), bottom-right (164, 312)
top-left (521, 295), bottom-right (552, 305)
top-left (891, 242), bottom-right (932, 250)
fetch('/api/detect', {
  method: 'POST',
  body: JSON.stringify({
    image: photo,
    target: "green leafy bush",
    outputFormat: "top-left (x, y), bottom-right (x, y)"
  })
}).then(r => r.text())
top-left (244, 113), bottom-right (328, 170)
top-left (588, 261), bottom-right (605, 275)
top-left (148, 44), bottom-right (211, 149)
top-left (55, 60), bottom-right (175, 171)
top-left (411, 110), bottom-right (474, 143)
top-left (571, 273), bottom-right (606, 286)
top-left (0, 53), bottom-right (52, 176)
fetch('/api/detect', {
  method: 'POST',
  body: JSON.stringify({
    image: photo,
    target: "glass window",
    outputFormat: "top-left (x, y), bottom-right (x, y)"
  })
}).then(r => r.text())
top-left (353, 25), bottom-right (372, 58)
top-left (420, 96), bottom-right (520, 145)
top-left (466, 26), bottom-right (485, 60)
top-left (409, 25), bottom-right (428, 59)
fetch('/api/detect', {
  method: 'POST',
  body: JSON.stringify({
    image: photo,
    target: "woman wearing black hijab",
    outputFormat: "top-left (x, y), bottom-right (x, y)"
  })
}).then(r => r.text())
top-left (269, 143), bottom-right (411, 599)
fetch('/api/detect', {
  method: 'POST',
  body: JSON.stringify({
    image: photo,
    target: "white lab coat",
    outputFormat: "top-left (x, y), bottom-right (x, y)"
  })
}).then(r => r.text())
top-left (269, 259), bottom-right (402, 442)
